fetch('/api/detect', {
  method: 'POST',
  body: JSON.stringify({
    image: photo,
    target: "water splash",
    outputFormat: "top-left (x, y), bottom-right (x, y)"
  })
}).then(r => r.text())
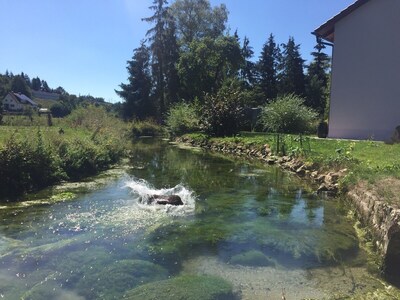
top-left (123, 178), bottom-right (197, 215)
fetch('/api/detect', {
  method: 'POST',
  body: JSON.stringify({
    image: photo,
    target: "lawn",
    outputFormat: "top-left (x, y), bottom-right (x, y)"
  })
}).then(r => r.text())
top-left (186, 132), bottom-right (400, 194)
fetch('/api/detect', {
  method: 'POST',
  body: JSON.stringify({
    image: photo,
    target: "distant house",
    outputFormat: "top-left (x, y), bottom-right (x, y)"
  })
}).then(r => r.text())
top-left (2, 92), bottom-right (38, 111)
top-left (313, 0), bottom-right (400, 140)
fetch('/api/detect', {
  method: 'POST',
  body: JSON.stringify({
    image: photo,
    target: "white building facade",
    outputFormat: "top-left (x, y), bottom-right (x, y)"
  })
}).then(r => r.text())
top-left (314, 0), bottom-right (400, 141)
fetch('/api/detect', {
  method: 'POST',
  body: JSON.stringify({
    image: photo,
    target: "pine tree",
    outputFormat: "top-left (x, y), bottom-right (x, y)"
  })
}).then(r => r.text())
top-left (279, 37), bottom-right (306, 97)
top-left (258, 34), bottom-right (280, 101)
top-left (240, 36), bottom-right (255, 86)
top-left (163, 11), bottom-right (180, 107)
top-left (142, 0), bottom-right (169, 120)
top-left (115, 42), bottom-right (153, 120)
top-left (11, 75), bottom-right (32, 97)
top-left (306, 43), bottom-right (331, 115)
top-left (32, 77), bottom-right (42, 91)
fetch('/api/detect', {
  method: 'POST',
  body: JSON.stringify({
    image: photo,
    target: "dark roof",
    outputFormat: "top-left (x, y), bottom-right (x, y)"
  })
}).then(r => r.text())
top-left (313, 0), bottom-right (371, 43)
top-left (9, 92), bottom-right (38, 106)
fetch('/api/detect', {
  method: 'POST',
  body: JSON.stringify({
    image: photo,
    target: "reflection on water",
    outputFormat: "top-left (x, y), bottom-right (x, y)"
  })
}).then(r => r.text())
top-left (0, 139), bottom-right (398, 299)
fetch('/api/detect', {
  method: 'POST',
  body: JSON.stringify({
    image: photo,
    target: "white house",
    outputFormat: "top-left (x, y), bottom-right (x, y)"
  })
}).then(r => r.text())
top-left (2, 92), bottom-right (38, 111)
top-left (313, 0), bottom-right (400, 141)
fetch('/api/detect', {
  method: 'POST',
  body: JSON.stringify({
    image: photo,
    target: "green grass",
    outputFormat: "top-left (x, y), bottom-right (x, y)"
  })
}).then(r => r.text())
top-left (183, 132), bottom-right (400, 192)
top-left (33, 98), bottom-right (58, 108)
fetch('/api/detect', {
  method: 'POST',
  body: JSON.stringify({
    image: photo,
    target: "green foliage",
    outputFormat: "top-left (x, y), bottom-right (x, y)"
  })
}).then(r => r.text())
top-left (201, 83), bottom-right (245, 137)
top-left (11, 75), bottom-right (32, 98)
top-left (50, 102), bottom-right (71, 117)
top-left (170, 0), bottom-right (228, 45)
top-left (278, 37), bottom-right (306, 97)
top-left (125, 275), bottom-right (235, 300)
top-left (259, 94), bottom-right (318, 134)
top-left (177, 36), bottom-right (243, 102)
top-left (0, 130), bottom-right (64, 196)
top-left (166, 102), bottom-right (201, 136)
top-left (115, 42), bottom-right (154, 120)
top-left (257, 33), bottom-right (280, 101)
top-left (0, 107), bottom-right (128, 198)
top-left (130, 119), bottom-right (164, 137)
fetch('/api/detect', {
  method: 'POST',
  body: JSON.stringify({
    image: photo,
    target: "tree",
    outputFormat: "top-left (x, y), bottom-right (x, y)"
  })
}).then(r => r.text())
top-left (115, 42), bottom-right (153, 120)
top-left (142, 0), bottom-right (170, 120)
top-left (170, 0), bottom-right (228, 47)
top-left (240, 36), bottom-right (256, 86)
top-left (257, 34), bottom-right (280, 101)
top-left (305, 43), bottom-right (331, 115)
top-left (31, 77), bottom-right (42, 91)
top-left (163, 12), bottom-right (181, 107)
top-left (177, 35), bottom-right (242, 102)
top-left (279, 37), bottom-right (306, 97)
top-left (11, 76), bottom-right (32, 97)
top-left (41, 80), bottom-right (50, 92)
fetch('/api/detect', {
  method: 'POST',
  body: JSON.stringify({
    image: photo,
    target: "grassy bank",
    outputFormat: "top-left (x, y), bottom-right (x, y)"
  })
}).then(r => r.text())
top-left (182, 132), bottom-right (400, 201)
top-left (0, 106), bottom-right (131, 199)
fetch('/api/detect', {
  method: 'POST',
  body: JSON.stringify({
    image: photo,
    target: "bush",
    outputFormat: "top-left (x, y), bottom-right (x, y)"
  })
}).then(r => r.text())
top-left (166, 102), bottom-right (201, 136)
top-left (259, 94), bottom-right (318, 134)
top-left (131, 119), bottom-right (164, 137)
top-left (201, 84), bottom-right (244, 137)
top-left (0, 130), bottom-right (64, 196)
top-left (50, 102), bottom-right (71, 118)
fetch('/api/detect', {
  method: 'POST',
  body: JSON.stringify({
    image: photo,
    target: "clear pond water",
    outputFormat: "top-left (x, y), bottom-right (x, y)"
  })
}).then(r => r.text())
top-left (0, 139), bottom-right (399, 299)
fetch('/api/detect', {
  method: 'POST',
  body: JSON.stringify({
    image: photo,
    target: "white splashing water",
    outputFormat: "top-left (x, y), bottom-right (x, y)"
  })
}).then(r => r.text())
top-left (60, 178), bottom-right (197, 236)
top-left (123, 178), bottom-right (197, 216)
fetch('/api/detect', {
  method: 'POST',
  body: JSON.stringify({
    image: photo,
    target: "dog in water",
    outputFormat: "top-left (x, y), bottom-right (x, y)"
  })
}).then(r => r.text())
top-left (148, 194), bottom-right (183, 206)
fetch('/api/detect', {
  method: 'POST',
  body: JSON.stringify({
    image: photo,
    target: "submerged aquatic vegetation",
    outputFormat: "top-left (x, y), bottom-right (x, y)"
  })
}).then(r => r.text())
top-left (124, 275), bottom-right (236, 300)
top-left (76, 259), bottom-right (169, 299)
top-left (229, 250), bottom-right (274, 267)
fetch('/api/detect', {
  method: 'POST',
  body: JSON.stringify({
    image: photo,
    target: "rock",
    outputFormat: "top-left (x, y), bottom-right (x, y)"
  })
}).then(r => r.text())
top-left (149, 195), bottom-right (183, 206)
top-left (296, 166), bottom-right (306, 176)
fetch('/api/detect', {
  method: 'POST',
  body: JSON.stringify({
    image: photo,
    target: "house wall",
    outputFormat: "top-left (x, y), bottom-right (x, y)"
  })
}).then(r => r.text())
top-left (329, 0), bottom-right (400, 141)
top-left (3, 94), bottom-right (23, 111)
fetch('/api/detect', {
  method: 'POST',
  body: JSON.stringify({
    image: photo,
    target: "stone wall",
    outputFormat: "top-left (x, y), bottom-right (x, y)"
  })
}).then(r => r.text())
top-left (176, 136), bottom-right (400, 279)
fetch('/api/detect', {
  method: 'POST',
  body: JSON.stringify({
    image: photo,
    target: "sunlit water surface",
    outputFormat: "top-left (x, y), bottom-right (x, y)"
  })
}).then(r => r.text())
top-left (0, 139), bottom-right (398, 299)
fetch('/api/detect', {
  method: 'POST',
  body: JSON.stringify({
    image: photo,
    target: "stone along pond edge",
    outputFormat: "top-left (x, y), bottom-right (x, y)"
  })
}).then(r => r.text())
top-left (174, 135), bottom-right (400, 282)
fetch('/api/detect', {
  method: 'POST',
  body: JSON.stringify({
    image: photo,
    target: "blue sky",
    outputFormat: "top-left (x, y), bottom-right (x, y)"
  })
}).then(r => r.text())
top-left (0, 0), bottom-right (355, 103)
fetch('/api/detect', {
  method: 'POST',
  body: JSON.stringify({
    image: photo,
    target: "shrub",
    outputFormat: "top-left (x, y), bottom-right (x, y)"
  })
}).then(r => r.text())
top-left (166, 102), bottom-right (201, 136)
top-left (259, 94), bottom-right (318, 134)
top-left (201, 84), bottom-right (244, 137)
top-left (50, 102), bottom-right (71, 118)
top-left (131, 119), bottom-right (164, 137)
top-left (0, 130), bottom-right (64, 196)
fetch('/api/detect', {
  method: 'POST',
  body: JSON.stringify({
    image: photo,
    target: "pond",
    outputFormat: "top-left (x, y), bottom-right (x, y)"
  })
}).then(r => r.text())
top-left (0, 139), bottom-right (399, 299)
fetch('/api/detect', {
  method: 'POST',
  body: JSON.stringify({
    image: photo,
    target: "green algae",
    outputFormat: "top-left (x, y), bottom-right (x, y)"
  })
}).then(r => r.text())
top-left (76, 259), bottom-right (169, 299)
top-left (124, 275), bottom-right (236, 300)
top-left (229, 250), bottom-right (274, 267)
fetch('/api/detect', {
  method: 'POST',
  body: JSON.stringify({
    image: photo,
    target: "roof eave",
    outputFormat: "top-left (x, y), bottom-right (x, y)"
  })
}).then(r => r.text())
top-left (313, 0), bottom-right (370, 43)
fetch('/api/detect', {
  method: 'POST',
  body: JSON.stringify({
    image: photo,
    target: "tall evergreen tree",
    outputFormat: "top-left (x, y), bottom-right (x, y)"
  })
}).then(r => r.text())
top-left (163, 11), bottom-right (181, 107)
top-left (279, 37), bottom-right (306, 97)
top-left (11, 75), bottom-right (32, 97)
top-left (31, 77), bottom-right (42, 91)
top-left (258, 34), bottom-right (280, 101)
top-left (142, 0), bottom-right (170, 120)
top-left (115, 42), bottom-right (153, 120)
top-left (240, 36), bottom-right (255, 86)
top-left (306, 43), bottom-right (331, 114)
